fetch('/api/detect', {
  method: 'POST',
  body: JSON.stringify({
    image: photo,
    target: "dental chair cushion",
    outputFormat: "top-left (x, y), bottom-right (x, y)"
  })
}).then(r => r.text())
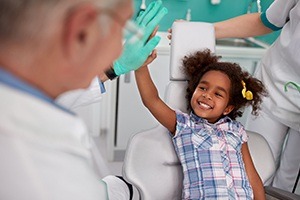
top-left (122, 82), bottom-right (185, 199)
top-left (247, 130), bottom-right (276, 184)
top-left (170, 22), bottom-right (215, 81)
top-left (164, 81), bottom-right (188, 112)
top-left (123, 125), bottom-right (183, 200)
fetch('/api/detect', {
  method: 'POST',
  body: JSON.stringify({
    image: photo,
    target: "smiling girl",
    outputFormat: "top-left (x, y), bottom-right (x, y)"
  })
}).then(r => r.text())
top-left (135, 49), bottom-right (268, 199)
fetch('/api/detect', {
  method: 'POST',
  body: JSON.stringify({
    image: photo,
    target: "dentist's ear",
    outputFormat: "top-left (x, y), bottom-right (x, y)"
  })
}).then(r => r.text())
top-left (223, 105), bottom-right (234, 115)
top-left (63, 4), bottom-right (98, 63)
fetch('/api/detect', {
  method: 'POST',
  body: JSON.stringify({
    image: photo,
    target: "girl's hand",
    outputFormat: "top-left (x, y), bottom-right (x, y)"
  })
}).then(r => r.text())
top-left (140, 49), bottom-right (157, 69)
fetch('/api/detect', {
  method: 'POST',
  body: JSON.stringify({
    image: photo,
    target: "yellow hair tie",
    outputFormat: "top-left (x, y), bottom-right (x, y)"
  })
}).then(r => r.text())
top-left (241, 81), bottom-right (253, 100)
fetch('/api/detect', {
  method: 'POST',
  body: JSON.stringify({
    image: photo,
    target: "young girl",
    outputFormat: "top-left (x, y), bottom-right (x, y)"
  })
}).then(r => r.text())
top-left (135, 49), bottom-right (268, 199)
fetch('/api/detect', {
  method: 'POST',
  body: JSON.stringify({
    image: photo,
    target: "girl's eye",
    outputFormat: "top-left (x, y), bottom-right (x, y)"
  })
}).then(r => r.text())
top-left (215, 93), bottom-right (223, 97)
top-left (199, 87), bottom-right (206, 91)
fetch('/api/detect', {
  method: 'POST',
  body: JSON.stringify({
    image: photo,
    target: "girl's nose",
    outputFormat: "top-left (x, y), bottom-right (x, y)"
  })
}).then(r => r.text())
top-left (202, 92), bottom-right (212, 100)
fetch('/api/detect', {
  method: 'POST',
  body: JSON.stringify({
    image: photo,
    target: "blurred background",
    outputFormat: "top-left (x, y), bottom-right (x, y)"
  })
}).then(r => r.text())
top-left (133, 0), bottom-right (280, 44)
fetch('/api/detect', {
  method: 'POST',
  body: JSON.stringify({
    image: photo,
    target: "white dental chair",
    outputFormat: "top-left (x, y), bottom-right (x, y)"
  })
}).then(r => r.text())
top-left (122, 22), bottom-right (298, 200)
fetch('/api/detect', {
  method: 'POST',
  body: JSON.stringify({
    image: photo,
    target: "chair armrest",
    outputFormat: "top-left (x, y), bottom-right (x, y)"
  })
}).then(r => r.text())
top-left (265, 186), bottom-right (300, 200)
top-left (247, 131), bottom-right (276, 184)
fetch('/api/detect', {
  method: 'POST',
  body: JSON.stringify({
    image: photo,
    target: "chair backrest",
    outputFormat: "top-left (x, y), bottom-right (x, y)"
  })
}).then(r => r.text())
top-left (122, 22), bottom-right (275, 200)
top-left (123, 125), bottom-right (182, 200)
top-left (169, 22), bottom-right (216, 81)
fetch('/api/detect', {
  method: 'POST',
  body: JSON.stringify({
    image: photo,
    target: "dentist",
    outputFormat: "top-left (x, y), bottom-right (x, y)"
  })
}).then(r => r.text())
top-left (0, 0), bottom-right (167, 199)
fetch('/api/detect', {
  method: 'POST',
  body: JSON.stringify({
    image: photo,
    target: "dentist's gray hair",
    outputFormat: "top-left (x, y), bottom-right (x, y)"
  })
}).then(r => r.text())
top-left (0, 0), bottom-right (126, 45)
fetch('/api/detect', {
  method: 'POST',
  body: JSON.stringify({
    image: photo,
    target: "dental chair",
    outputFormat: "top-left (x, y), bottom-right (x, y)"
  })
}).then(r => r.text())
top-left (122, 22), bottom-right (300, 200)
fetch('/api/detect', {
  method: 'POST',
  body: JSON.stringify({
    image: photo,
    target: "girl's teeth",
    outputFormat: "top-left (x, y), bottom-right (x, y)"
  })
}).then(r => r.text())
top-left (200, 102), bottom-right (211, 109)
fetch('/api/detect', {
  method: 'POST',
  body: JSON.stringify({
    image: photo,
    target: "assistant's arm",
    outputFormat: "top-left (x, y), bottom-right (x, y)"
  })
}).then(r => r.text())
top-left (214, 13), bottom-right (273, 39)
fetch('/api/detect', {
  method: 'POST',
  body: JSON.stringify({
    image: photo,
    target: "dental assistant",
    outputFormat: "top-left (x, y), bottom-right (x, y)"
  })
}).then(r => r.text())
top-left (0, 0), bottom-right (167, 199)
top-left (214, 0), bottom-right (300, 192)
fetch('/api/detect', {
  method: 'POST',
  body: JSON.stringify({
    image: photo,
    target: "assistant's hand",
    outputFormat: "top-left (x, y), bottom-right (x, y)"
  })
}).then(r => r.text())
top-left (167, 19), bottom-right (185, 42)
top-left (113, 0), bottom-right (168, 76)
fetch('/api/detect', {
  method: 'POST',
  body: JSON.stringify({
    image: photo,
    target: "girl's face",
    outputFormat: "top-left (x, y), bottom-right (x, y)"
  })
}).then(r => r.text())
top-left (191, 70), bottom-right (234, 123)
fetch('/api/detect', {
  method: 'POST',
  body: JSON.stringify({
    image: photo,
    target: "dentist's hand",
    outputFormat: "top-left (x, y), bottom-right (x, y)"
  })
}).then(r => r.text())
top-left (113, 0), bottom-right (168, 76)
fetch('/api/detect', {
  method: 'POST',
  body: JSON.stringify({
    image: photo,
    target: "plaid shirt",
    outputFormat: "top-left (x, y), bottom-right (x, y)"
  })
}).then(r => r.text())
top-left (172, 110), bottom-right (253, 200)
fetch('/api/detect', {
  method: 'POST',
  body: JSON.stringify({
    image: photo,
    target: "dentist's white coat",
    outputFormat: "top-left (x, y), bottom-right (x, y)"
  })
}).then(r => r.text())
top-left (0, 83), bottom-right (108, 200)
top-left (56, 78), bottom-right (102, 109)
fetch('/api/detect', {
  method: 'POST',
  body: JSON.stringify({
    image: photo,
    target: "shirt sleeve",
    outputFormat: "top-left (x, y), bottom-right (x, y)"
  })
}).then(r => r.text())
top-left (98, 78), bottom-right (106, 94)
top-left (239, 125), bottom-right (248, 144)
top-left (55, 77), bottom-right (103, 109)
top-left (260, 0), bottom-right (296, 31)
top-left (173, 110), bottom-right (189, 137)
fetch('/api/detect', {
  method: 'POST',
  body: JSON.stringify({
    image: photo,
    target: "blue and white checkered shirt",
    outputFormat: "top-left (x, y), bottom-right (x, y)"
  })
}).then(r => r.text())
top-left (172, 110), bottom-right (253, 200)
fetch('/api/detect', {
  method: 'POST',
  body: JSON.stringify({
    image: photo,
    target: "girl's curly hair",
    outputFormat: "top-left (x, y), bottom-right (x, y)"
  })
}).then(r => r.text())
top-left (182, 49), bottom-right (268, 120)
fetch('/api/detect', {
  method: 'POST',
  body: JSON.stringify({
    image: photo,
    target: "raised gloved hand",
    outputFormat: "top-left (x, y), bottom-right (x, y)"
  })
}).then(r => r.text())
top-left (113, 0), bottom-right (168, 76)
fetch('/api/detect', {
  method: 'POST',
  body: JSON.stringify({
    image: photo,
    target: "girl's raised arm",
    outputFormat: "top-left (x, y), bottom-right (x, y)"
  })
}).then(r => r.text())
top-left (135, 54), bottom-right (176, 134)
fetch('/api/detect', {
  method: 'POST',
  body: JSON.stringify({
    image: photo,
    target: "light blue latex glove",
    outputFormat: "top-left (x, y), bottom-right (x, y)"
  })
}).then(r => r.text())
top-left (113, 0), bottom-right (168, 76)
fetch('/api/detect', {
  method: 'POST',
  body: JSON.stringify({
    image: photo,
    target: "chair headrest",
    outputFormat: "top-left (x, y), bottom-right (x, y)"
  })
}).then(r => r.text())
top-left (165, 81), bottom-right (188, 112)
top-left (169, 22), bottom-right (216, 81)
